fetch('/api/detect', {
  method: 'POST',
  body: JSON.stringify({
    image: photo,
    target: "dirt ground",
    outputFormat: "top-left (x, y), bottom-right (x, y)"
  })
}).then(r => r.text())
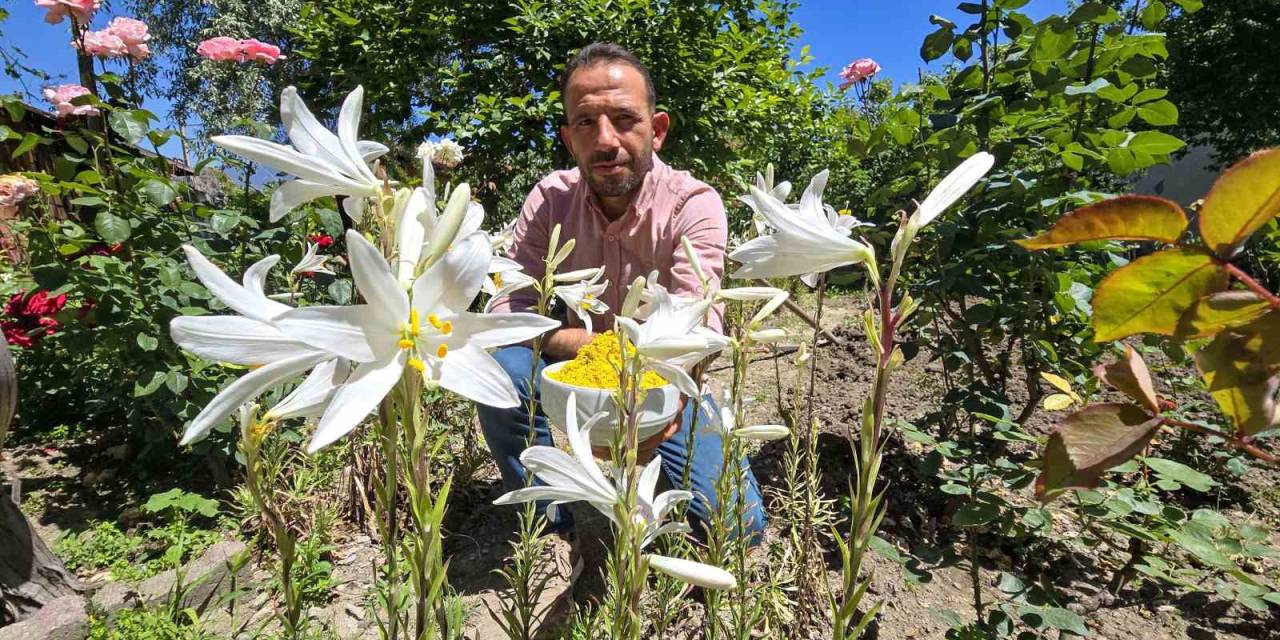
top-left (4, 293), bottom-right (1279, 639)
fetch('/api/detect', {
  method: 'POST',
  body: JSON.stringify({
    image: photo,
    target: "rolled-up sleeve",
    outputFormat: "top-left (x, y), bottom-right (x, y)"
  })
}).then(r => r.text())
top-left (487, 186), bottom-right (550, 316)
top-left (669, 188), bottom-right (728, 333)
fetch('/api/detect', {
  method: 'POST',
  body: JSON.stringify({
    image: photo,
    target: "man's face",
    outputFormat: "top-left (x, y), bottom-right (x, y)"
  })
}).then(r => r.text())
top-left (561, 63), bottom-right (669, 200)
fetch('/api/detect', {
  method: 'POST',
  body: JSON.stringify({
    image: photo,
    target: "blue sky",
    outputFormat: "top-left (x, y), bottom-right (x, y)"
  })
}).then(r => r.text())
top-left (4, 0), bottom-right (1067, 158)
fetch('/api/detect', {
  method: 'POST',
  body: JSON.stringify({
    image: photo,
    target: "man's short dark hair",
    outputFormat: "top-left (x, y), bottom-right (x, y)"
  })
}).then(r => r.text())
top-left (560, 42), bottom-right (656, 113)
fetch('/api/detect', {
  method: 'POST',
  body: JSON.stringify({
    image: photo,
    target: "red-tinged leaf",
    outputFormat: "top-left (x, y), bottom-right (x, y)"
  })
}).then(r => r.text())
top-left (1094, 346), bottom-right (1160, 413)
top-left (1092, 248), bottom-right (1227, 342)
top-left (1196, 328), bottom-right (1280, 436)
top-left (1036, 403), bottom-right (1161, 503)
top-left (1017, 195), bottom-right (1187, 250)
top-left (1175, 291), bottom-right (1274, 339)
top-left (1199, 148), bottom-right (1280, 256)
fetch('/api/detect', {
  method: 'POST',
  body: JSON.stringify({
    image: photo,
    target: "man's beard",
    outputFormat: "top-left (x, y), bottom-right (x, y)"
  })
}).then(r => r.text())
top-left (584, 147), bottom-right (653, 198)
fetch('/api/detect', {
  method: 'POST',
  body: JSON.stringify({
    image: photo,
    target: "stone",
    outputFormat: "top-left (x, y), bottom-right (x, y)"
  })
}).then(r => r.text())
top-left (89, 581), bottom-right (138, 619)
top-left (136, 541), bottom-right (249, 614)
top-left (0, 595), bottom-right (88, 640)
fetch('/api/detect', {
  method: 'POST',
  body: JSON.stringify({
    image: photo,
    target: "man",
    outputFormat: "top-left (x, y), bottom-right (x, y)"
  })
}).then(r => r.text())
top-left (482, 43), bottom-right (765, 539)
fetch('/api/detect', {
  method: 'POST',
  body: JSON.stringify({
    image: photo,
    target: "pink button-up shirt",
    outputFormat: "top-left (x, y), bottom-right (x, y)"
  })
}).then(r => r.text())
top-left (489, 154), bottom-right (727, 333)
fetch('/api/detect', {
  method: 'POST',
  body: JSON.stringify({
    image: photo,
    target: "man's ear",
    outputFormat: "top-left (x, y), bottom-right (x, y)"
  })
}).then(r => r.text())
top-left (559, 124), bottom-right (574, 158)
top-left (651, 111), bottom-right (670, 152)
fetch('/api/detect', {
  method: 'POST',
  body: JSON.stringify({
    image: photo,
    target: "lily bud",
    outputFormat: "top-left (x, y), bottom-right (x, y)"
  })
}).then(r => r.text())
top-left (734, 424), bottom-right (790, 441)
top-left (620, 275), bottom-right (647, 318)
top-left (549, 238), bottom-right (576, 270)
top-left (547, 223), bottom-right (562, 263)
top-left (863, 308), bottom-right (881, 358)
top-left (680, 235), bottom-right (709, 289)
top-left (422, 182), bottom-right (470, 268)
top-left (553, 267), bottom-right (602, 283)
top-left (751, 290), bottom-right (790, 325)
top-left (747, 328), bottom-right (787, 343)
top-left (646, 554), bottom-right (737, 590)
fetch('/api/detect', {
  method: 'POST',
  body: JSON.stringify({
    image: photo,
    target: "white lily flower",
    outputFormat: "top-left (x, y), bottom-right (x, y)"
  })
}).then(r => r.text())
top-left (616, 285), bottom-right (729, 398)
top-left (906, 152), bottom-right (995, 233)
top-left (729, 170), bottom-right (876, 286)
top-left (493, 393), bottom-right (734, 588)
top-left (491, 216), bottom-right (518, 254)
top-left (212, 86), bottom-right (387, 223)
top-left (739, 164), bottom-right (793, 236)
top-left (276, 229), bottom-right (560, 452)
top-left (482, 257), bottom-right (537, 312)
top-left (263, 358), bottom-right (351, 422)
top-left (415, 141), bottom-right (435, 161)
top-left (553, 268), bottom-right (609, 332)
top-left (169, 246), bottom-right (334, 445)
top-left (706, 389), bottom-right (789, 442)
top-left (290, 242), bottom-right (334, 276)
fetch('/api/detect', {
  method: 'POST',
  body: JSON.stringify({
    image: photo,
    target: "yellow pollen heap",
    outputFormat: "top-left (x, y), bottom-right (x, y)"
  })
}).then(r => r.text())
top-left (547, 331), bottom-right (668, 390)
top-left (408, 358), bottom-right (425, 372)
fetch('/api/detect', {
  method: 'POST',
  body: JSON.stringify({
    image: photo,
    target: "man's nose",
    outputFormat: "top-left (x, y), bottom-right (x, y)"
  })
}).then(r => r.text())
top-left (593, 115), bottom-right (621, 149)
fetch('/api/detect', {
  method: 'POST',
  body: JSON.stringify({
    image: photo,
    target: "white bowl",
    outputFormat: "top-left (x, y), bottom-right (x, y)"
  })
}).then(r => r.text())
top-left (539, 361), bottom-right (683, 447)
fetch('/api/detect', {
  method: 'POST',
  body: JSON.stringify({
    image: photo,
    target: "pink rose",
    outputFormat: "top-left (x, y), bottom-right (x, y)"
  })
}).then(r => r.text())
top-left (196, 36), bottom-right (242, 62)
top-left (42, 84), bottom-right (98, 118)
top-left (33, 0), bottom-right (99, 25)
top-left (839, 58), bottom-right (881, 90)
top-left (237, 38), bottom-right (284, 64)
top-left (75, 29), bottom-right (129, 58)
top-left (0, 175), bottom-right (40, 207)
top-left (107, 16), bottom-right (151, 60)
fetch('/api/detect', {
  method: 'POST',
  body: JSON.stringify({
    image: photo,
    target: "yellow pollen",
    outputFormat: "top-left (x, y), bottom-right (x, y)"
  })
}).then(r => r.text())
top-left (408, 358), bottom-right (425, 372)
top-left (580, 301), bottom-right (591, 310)
top-left (428, 313), bottom-right (443, 329)
top-left (436, 344), bottom-right (449, 358)
top-left (492, 273), bottom-right (504, 288)
top-left (547, 331), bottom-right (668, 390)
top-left (440, 320), bottom-right (453, 334)
top-left (398, 338), bottom-right (415, 349)
top-left (408, 309), bottom-right (420, 336)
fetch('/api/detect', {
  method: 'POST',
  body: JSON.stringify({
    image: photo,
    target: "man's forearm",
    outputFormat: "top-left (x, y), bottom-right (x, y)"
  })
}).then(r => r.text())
top-left (540, 327), bottom-right (595, 361)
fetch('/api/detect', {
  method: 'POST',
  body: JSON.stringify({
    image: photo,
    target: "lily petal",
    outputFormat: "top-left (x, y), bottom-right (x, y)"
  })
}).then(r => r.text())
top-left (647, 555), bottom-right (737, 590)
top-left (181, 352), bottom-right (327, 445)
top-left (436, 343), bottom-right (520, 408)
top-left (346, 230), bottom-right (410, 323)
top-left (170, 316), bottom-right (320, 365)
top-left (307, 351), bottom-right (405, 452)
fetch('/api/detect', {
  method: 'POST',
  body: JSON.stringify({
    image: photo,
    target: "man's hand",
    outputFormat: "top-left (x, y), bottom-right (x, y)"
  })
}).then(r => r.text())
top-left (541, 327), bottom-right (595, 361)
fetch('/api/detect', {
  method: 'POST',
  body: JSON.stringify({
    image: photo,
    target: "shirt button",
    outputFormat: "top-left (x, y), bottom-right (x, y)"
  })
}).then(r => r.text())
top-left (608, 235), bottom-right (617, 242)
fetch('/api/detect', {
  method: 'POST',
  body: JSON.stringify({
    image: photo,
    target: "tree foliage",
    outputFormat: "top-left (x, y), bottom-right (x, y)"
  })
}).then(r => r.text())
top-left (286, 0), bottom-right (831, 220)
top-left (1164, 0), bottom-right (1280, 167)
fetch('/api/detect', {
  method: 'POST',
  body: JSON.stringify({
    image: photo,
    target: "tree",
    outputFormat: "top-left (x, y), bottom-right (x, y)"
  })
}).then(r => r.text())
top-left (286, 0), bottom-right (832, 222)
top-left (1164, 0), bottom-right (1280, 167)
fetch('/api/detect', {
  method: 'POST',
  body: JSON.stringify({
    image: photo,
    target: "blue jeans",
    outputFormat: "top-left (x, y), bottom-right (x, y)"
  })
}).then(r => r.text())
top-left (476, 345), bottom-right (767, 541)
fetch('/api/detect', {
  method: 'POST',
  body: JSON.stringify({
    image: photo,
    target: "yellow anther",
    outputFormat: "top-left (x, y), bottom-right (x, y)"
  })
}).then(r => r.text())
top-left (492, 273), bottom-right (504, 288)
top-left (398, 338), bottom-right (415, 349)
top-left (408, 358), bottom-right (425, 373)
top-left (428, 313), bottom-right (443, 329)
top-left (440, 320), bottom-right (453, 334)
top-left (436, 344), bottom-right (449, 358)
top-left (408, 309), bottom-right (420, 336)
top-left (580, 301), bottom-right (591, 310)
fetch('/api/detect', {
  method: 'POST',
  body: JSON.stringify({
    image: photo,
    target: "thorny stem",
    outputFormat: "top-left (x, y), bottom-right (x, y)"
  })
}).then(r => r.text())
top-left (1160, 417), bottom-right (1279, 464)
top-left (1220, 260), bottom-right (1280, 310)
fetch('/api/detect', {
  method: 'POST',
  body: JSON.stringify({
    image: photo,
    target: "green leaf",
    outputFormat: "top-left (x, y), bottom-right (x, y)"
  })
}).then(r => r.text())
top-left (1137, 100), bottom-right (1178, 126)
top-left (1017, 195), bottom-right (1188, 250)
top-left (1069, 2), bottom-right (1120, 24)
top-left (165, 370), bottom-right (189, 394)
top-left (134, 371), bottom-right (166, 397)
top-left (1170, 0), bottom-right (1203, 11)
top-left (94, 212), bottom-right (132, 244)
top-left (1038, 607), bottom-right (1088, 635)
top-left (1175, 291), bottom-right (1273, 339)
top-left (1036, 403), bottom-right (1161, 503)
top-left (142, 180), bottom-right (177, 206)
top-left (921, 23), bottom-right (955, 62)
top-left (1094, 346), bottom-right (1161, 413)
top-left (953, 500), bottom-right (1000, 527)
top-left (109, 110), bottom-right (148, 145)
top-left (11, 132), bottom-right (40, 158)
top-left (1065, 78), bottom-right (1111, 96)
top-left (1171, 521), bottom-right (1232, 568)
top-left (136, 333), bottom-right (159, 352)
top-left (1197, 149), bottom-right (1280, 256)
top-left (210, 212), bottom-right (241, 234)
top-left (1091, 248), bottom-right (1226, 342)
top-left (1141, 0), bottom-right (1168, 29)
top-left (1144, 457), bottom-right (1218, 492)
top-left (1125, 130), bottom-right (1185, 155)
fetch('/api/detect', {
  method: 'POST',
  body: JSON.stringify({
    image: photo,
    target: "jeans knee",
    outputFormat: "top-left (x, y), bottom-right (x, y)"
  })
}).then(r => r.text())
top-left (490, 345), bottom-right (537, 399)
